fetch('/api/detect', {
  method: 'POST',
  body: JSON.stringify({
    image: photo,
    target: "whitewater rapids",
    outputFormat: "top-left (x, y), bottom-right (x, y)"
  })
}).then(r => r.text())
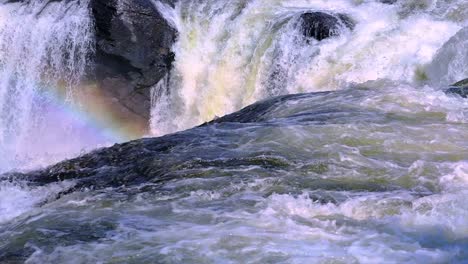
top-left (0, 0), bottom-right (468, 263)
top-left (150, 0), bottom-right (466, 135)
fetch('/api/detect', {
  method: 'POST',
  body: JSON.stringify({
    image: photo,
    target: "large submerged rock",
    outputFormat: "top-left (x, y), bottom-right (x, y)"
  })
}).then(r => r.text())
top-left (3, 88), bottom-right (387, 194)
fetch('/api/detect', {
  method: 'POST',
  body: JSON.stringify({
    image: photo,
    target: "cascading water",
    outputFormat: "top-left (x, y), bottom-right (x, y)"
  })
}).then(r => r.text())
top-left (1, 0), bottom-right (468, 263)
top-left (0, 0), bottom-right (118, 172)
top-left (151, 0), bottom-right (465, 135)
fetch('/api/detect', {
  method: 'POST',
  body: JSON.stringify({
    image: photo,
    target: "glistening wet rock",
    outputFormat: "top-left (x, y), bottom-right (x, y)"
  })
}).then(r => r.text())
top-left (453, 78), bottom-right (468, 87)
top-left (3, 89), bottom-right (391, 195)
top-left (445, 78), bottom-right (468, 98)
top-left (299, 12), bottom-right (355, 41)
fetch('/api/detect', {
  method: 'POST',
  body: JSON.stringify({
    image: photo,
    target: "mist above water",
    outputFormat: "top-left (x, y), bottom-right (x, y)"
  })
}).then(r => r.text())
top-left (0, 0), bottom-right (121, 173)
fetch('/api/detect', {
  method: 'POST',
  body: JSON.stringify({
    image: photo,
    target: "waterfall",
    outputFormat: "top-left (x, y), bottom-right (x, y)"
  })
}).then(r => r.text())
top-left (0, 0), bottom-right (94, 171)
top-left (0, 0), bottom-right (465, 170)
top-left (1, 1), bottom-right (468, 262)
top-left (151, 0), bottom-right (464, 135)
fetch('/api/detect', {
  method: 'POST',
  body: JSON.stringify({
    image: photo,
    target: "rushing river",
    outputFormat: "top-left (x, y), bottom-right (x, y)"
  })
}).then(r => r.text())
top-left (1, 0), bottom-right (468, 263)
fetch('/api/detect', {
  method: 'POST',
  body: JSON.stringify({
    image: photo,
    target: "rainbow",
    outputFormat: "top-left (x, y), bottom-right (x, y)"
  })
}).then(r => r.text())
top-left (45, 80), bottom-right (149, 143)
top-left (0, 80), bottom-right (150, 173)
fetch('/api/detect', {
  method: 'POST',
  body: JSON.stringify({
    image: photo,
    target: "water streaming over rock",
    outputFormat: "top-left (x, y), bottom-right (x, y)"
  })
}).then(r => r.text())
top-left (1, 0), bottom-right (468, 263)
top-left (150, 0), bottom-right (465, 135)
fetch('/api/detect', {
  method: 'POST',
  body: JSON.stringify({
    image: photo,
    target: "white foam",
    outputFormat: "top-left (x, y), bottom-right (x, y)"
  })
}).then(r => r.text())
top-left (151, 0), bottom-right (462, 135)
top-left (0, 181), bottom-right (74, 224)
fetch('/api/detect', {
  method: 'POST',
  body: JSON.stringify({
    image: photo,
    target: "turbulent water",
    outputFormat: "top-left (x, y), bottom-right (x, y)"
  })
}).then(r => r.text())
top-left (150, 0), bottom-right (466, 135)
top-left (1, 0), bottom-right (468, 263)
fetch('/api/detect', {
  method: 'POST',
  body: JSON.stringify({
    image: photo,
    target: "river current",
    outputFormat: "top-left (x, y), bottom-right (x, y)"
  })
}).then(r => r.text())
top-left (0, 0), bottom-right (468, 263)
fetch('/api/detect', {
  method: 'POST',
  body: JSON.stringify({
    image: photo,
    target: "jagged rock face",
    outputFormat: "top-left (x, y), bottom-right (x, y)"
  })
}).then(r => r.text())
top-left (90, 0), bottom-right (177, 122)
top-left (299, 12), bottom-right (355, 41)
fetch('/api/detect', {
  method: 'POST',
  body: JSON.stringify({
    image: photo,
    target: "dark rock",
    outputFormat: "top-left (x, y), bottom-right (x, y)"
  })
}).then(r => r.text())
top-left (0, 92), bottom-right (323, 189)
top-left (446, 87), bottom-right (468, 98)
top-left (5, 130), bottom-right (284, 193)
top-left (299, 12), bottom-right (355, 41)
top-left (452, 78), bottom-right (468, 87)
top-left (203, 93), bottom-right (323, 124)
top-left (379, 0), bottom-right (398, 4)
top-left (445, 78), bottom-right (468, 98)
top-left (90, 0), bottom-right (178, 122)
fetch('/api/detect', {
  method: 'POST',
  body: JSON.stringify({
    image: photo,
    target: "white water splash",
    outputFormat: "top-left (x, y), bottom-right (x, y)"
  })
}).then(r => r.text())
top-left (0, 1), bottom-right (466, 262)
top-left (0, 180), bottom-right (75, 224)
top-left (151, 0), bottom-right (463, 135)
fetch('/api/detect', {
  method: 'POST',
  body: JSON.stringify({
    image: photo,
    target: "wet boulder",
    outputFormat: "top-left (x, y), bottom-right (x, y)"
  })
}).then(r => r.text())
top-left (299, 12), bottom-right (355, 41)
top-left (445, 78), bottom-right (468, 98)
top-left (4, 89), bottom-right (380, 193)
top-left (90, 0), bottom-right (177, 123)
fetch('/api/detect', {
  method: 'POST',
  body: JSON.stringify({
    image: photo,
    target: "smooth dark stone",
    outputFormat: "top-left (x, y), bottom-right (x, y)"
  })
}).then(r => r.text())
top-left (446, 87), bottom-right (468, 98)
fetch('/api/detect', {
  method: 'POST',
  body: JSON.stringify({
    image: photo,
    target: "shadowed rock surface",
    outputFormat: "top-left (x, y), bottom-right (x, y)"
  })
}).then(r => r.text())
top-left (299, 12), bottom-right (355, 41)
top-left (90, 0), bottom-right (177, 121)
top-left (379, 0), bottom-right (398, 4)
top-left (445, 78), bottom-right (468, 98)
top-left (2, 87), bottom-right (425, 194)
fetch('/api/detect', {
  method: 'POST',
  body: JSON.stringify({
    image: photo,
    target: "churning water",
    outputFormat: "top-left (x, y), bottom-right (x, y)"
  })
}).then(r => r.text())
top-left (1, 0), bottom-right (468, 263)
top-left (150, 0), bottom-right (466, 134)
